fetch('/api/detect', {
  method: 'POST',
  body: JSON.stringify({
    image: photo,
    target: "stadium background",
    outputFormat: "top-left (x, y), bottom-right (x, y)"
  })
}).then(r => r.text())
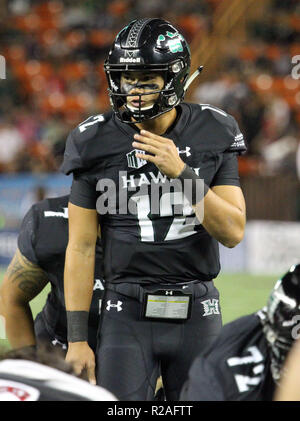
top-left (0, 0), bottom-right (299, 345)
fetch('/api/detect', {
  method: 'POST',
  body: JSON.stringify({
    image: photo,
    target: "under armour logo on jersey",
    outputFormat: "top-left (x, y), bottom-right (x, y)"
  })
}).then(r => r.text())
top-left (106, 300), bottom-right (123, 312)
top-left (44, 208), bottom-right (68, 219)
top-left (127, 149), bottom-right (147, 169)
top-left (165, 291), bottom-right (173, 295)
top-left (177, 146), bottom-right (191, 157)
top-left (201, 299), bottom-right (220, 316)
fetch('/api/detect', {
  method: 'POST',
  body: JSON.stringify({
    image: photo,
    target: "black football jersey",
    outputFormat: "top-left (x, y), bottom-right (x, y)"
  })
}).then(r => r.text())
top-left (180, 312), bottom-right (275, 401)
top-left (61, 103), bottom-right (246, 284)
top-left (0, 359), bottom-right (116, 401)
top-left (17, 195), bottom-right (104, 343)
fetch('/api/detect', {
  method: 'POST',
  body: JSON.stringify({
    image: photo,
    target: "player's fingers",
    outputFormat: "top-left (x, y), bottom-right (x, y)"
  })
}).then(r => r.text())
top-left (140, 130), bottom-right (170, 143)
top-left (73, 361), bottom-right (84, 376)
top-left (132, 141), bottom-right (160, 155)
top-left (133, 133), bottom-right (161, 147)
top-left (133, 137), bottom-right (175, 157)
top-left (87, 364), bottom-right (96, 385)
top-left (136, 152), bottom-right (157, 163)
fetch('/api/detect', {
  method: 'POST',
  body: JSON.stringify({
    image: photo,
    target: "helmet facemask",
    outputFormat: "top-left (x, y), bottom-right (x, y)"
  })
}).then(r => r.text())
top-left (105, 60), bottom-right (189, 123)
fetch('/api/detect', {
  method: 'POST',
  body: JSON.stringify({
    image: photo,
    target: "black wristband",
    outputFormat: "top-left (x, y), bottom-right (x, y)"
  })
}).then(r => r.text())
top-left (177, 164), bottom-right (209, 205)
top-left (66, 311), bottom-right (89, 343)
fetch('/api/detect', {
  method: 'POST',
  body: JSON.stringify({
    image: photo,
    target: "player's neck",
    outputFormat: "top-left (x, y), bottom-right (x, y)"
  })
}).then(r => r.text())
top-left (133, 108), bottom-right (177, 136)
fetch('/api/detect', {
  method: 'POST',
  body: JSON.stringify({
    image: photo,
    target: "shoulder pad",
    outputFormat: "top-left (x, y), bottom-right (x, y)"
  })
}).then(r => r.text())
top-left (200, 103), bottom-right (229, 120)
top-left (73, 113), bottom-right (110, 141)
top-left (60, 112), bottom-right (112, 175)
top-left (200, 104), bottom-right (247, 154)
top-left (32, 195), bottom-right (69, 214)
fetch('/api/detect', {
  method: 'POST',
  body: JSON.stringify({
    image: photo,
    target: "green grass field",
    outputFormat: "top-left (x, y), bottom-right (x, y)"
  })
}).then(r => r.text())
top-left (0, 269), bottom-right (278, 349)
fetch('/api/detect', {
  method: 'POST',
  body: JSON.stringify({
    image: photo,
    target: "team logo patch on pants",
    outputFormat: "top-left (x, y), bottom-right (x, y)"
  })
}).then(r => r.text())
top-left (201, 299), bottom-right (220, 316)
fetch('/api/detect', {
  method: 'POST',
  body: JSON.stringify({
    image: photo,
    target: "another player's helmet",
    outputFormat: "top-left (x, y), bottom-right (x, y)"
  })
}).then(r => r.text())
top-left (262, 264), bottom-right (300, 381)
top-left (104, 18), bottom-right (193, 123)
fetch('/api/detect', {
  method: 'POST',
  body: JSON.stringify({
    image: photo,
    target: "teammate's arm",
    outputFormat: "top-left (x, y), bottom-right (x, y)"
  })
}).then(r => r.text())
top-left (0, 248), bottom-right (49, 348)
top-left (64, 202), bottom-right (98, 384)
top-left (133, 130), bottom-right (245, 247)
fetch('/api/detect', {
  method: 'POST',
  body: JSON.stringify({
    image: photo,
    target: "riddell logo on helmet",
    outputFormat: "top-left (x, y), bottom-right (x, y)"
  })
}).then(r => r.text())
top-left (120, 57), bottom-right (141, 63)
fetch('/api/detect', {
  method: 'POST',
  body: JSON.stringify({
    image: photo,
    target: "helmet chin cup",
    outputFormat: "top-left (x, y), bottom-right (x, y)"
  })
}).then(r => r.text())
top-left (104, 18), bottom-right (200, 123)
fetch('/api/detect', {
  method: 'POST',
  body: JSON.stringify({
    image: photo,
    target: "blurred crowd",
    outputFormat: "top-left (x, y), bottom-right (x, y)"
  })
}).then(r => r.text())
top-left (0, 0), bottom-right (299, 175)
top-left (193, 0), bottom-right (300, 176)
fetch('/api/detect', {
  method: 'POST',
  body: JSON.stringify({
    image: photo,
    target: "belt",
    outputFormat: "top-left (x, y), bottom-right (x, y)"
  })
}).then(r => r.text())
top-left (106, 279), bottom-right (213, 303)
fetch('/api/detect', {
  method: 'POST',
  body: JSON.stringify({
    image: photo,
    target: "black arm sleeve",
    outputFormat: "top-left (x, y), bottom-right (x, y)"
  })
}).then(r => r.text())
top-left (17, 207), bottom-right (39, 265)
top-left (69, 175), bottom-right (98, 209)
top-left (211, 152), bottom-right (240, 187)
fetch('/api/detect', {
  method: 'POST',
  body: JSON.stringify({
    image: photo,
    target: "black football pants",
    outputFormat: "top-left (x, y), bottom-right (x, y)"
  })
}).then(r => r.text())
top-left (96, 281), bottom-right (222, 401)
top-left (34, 312), bottom-right (98, 354)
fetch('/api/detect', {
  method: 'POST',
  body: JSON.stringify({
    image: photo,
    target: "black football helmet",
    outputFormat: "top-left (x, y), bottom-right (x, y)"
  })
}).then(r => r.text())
top-left (260, 264), bottom-right (300, 382)
top-left (104, 18), bottom-right (202, 123)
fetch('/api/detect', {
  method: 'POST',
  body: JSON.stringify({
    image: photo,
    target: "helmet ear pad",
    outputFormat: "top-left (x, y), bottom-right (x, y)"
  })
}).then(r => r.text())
top-left (163, 61), bottom-right (191, 106)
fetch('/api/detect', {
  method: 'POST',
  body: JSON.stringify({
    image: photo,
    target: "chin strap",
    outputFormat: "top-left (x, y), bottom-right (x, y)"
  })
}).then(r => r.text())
top-left (183, 66), bottom-right (203, 93)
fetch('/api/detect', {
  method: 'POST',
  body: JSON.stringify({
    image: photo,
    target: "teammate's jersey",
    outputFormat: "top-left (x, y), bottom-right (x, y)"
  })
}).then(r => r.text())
top-left (0, 359), bottom-right (117, 401)
top-left (180, 312), bottom-right (275, 401)
top-left (17, 195), bottom-right (104, 343)
top-left (61, 103), bottom-right (246, 284)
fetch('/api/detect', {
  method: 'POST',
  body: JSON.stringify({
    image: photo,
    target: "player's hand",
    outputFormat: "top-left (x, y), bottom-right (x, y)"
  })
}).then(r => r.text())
top-left (132, 130), bottom-right (185, 178)
top-left (66, 341), bottom-right (96, 385)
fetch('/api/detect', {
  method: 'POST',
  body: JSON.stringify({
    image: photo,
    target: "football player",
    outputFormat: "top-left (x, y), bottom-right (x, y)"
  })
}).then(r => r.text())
top-left (180, 264), bottom-right (300, 401)
top-left (61, 18), bottom-right (246, 400)
top-left (0, 195), bottom-right (104, 361)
